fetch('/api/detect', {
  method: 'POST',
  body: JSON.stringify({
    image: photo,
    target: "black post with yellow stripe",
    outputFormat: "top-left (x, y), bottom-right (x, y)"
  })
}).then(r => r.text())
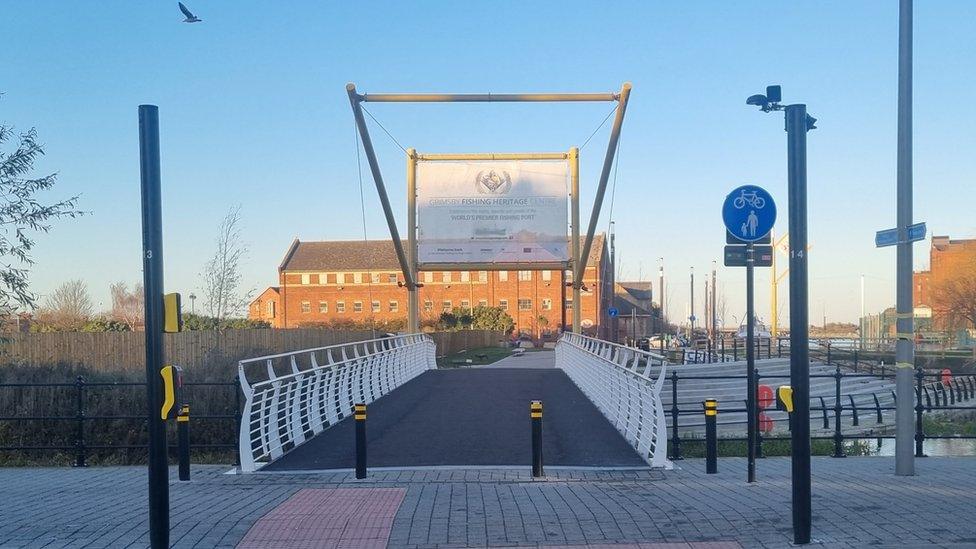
top-left (177, 404), bottom-right (190, 481)
top-left (355, 403), bottom-right (367, 479)
top-left (704, 399), bottom-right (718, 474)
top-left (531, 400), bottom-right (543, 477)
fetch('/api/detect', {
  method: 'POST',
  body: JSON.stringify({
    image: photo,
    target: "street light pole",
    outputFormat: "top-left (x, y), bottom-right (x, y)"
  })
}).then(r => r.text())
top-left (689, 267), bottom-right (695, 340)
top-left (785, 102), bottom-right (812, 545)
top-left (894, 0), bottom-right (916, 477)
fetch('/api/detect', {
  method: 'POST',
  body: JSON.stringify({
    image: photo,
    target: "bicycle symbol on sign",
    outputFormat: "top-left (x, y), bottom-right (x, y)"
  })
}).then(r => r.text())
top-left (733, 189), bottom-right (766, 209)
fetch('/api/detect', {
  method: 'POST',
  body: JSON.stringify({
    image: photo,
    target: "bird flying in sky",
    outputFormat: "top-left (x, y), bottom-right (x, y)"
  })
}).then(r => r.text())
top-left (178, 2), bottom-right (202, 23)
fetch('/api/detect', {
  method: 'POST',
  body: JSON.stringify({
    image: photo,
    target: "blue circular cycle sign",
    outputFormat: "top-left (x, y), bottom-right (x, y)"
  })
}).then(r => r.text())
top-left (722, 185), bottom-right (776, 242)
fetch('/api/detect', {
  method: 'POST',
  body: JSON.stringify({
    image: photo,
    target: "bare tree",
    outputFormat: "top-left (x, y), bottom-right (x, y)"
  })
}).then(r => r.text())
top-left (931, 263), bottom-right (976, 331)
top-left (0, 106), bottom-right (84, 315)
top-left (110, 281), bottom-right (144, 330)
top-left (201, 205), bottom-right (252, 323)
top-left (37, 279), bottom-right (93, 329)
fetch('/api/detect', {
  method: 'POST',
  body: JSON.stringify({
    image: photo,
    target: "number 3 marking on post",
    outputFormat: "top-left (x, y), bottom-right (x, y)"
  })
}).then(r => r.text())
top-left (146, 250), bottom-right (153, 259)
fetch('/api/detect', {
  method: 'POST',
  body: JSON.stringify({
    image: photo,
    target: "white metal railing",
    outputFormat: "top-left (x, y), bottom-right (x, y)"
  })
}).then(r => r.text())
top-left (237, 333), bottom-right (435, 472)
top-left (555, 332), bottom-right (671, 468)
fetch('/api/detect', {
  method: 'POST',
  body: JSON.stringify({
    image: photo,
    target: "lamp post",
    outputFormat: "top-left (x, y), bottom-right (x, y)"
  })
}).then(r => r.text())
top-left (188, 293), bottom-right (196, 315)
top-left (747, 84), bottom-right (816, 545)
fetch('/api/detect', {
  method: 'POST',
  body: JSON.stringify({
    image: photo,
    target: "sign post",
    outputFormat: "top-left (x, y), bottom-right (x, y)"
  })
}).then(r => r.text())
top-left (722, 184), bottom-right (776, 484)
top-left (138, 105), bottom-right (169, 549)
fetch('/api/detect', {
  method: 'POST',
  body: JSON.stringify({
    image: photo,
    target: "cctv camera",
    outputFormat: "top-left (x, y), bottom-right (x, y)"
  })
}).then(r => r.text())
top-left (746, 94), bottom-right (768, 107)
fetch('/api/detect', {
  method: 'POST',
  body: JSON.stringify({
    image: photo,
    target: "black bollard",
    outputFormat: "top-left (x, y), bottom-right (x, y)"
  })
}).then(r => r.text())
top-left (177, 404), bottom-right (190, 481)
top-left (704, 399), bottom-right (718, 474)
top-left (531, 400), bottom-right (543, 477)
top-left (355, 403), bottom-right (367, 479)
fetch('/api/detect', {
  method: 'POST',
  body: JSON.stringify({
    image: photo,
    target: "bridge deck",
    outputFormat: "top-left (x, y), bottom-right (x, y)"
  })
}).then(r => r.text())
top-left (263, 360), bottom-right (646, 471)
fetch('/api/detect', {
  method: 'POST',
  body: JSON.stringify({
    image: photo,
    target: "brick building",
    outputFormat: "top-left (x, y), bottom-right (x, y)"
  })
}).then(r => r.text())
top-left (249, 235), bottom-right (612, 337)
top-left (913, 235), bottom-right (976, 332)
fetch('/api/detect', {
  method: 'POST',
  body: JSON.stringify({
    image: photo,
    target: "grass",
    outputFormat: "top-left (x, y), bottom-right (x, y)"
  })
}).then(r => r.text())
top-left (672, 437), bottom-right (873, 458)
top-left (436, 346), bottom-right (513, 368)
top-left (922, 411), bottom-right (976, 436)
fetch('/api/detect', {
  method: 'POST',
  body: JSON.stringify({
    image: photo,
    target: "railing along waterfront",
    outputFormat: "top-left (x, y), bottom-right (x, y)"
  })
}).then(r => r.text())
top-left (662, 365), bottom-right (976, 460)
top-left (237, 333), bottom-right (435, 472)
top-left (555, 332), bottom-right (671, 468)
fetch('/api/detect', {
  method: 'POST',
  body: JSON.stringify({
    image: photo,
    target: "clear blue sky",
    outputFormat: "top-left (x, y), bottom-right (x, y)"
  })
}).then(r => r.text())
top-left (3, 1), bottom-right (975, 325)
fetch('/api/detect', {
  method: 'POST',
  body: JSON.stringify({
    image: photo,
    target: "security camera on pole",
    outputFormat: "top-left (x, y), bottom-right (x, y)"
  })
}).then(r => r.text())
top-left (721, 184), bottom-right (776, 487)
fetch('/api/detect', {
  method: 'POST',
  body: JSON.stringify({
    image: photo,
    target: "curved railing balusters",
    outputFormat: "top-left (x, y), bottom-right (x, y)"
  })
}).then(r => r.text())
top-left (555, 332), bottom-right (671, 468)
top-left (237, 334), bottom-right (435, 472)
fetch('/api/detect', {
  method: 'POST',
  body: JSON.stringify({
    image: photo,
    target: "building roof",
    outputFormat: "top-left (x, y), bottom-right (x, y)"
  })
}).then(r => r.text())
top-left (616, 281), bottom-right (653, 302)
top-left (279, 235), bottom-right (606, 272)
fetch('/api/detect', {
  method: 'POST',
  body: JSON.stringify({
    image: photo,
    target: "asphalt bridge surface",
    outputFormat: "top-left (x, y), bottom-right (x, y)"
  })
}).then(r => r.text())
top-left (263, 367), bottom-right (646, 470)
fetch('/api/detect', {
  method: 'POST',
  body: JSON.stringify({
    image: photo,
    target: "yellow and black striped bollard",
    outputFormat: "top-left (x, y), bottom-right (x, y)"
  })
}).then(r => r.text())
top-left (177, 404), bottom-right (190, 481)
top-left (531, 400), bottom-right (543, 477)
top-left (704, 399), bottom-right (718, 474)
top-left (355, 403), bottom-right (367, 479)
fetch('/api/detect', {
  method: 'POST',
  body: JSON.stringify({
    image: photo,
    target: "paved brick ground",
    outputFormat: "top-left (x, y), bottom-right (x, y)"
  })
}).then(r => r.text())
top-left (1, 457), bottom-right (974, 548)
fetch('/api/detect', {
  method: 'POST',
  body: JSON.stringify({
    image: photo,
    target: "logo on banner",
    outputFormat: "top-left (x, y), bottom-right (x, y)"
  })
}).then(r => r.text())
top-left (475, 170), bottom-right (512, 194)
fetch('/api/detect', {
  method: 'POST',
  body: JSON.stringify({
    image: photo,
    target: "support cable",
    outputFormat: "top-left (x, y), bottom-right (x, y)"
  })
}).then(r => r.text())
top-left (580, 105), bottom-right (619, 151)
top-left (354, 121), bottom-right (377, 339)
top-left (361, 105), bottom-right (409, 155)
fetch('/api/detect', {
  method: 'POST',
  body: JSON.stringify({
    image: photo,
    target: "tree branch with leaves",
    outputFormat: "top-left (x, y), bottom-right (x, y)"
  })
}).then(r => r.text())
top-left (0, 110), bottom-right (85, 315)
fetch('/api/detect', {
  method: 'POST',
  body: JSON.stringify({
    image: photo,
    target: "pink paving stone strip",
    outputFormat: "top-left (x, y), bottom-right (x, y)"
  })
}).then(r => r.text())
top-left (236, 487), bottom-right (406, 549)
top-left (540, 541), bottom-right (742, 549)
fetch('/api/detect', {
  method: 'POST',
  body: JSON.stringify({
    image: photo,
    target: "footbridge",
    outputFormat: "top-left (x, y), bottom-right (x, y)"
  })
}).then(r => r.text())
top-left (236, 333), bottom-right (670, 472)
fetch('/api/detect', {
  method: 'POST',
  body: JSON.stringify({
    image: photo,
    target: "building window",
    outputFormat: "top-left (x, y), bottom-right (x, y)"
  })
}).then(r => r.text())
top-left (301, 300), bottom-right (311, 313)
top-left (301, 274), bottom-right (310, 285)
top-left (518, 270), bottom-right (532, 281)
top-left (371, 300), bottom-right (381, 313)
top-left (319, 301), bottom-right (328, 313)
top-left (518, 298), bottom-right (532, 310)
top-left (388, 273), bottom-right (398, 284)
top-left (424, 299), bottom-right (433, 312)
top-left (499, 299), bottom-right (509, 311)
top-left (266, 301), bottom-right (276, 317)
top-left (371, 272), bottom-right (381, 284)
top-left (336, 301), bottom-right (346, 313)
top-left (460, 299), bottom-right (470, 310)
top-left (478, 299), bottom-right (488, 307)
top-left (542, 298), bottom-right (552, 311)
top-left (499, 271), bottom-right (509, 282)
top-left (460, 271), bottom-right (470, 282)
top-left (316, 273), bottom-right (326, 284)
top-left (424, 272), bottom-right (433, 283)
top-left (565, 270), bottom-right (573, 283)
top-left (542, 270), bottom-right (552, 282)
top-left (337, 273), bottom-right (346, 285)
top-left (353, 301), bottom-right (363, 313)
top-left (478, 271), bottom-right (488, 283)
top-left (353, 272), bottom-right (363, 284)
top-left (442, 272), bottom-right (451, 283)
top-left (389, 300), bottom-right (399, 312)
top-left (442, 300), bottom-right (452, 312)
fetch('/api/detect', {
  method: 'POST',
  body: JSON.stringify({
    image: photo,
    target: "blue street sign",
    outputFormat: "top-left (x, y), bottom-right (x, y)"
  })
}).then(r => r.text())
top-left (722, 185), bottom-right (777, 243)
top-left (908, 222), bottom-right (927, 242)
top-left (875, 222), bottom-right (926, 248)
top-left (875, 228), bottom-right (898, 247)
top-left (608, 307), bottom-right (619, 318)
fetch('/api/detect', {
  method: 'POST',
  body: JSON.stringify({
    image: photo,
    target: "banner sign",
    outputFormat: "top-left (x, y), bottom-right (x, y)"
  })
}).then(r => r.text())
top-left (416, 159), bottom-right (569, 265)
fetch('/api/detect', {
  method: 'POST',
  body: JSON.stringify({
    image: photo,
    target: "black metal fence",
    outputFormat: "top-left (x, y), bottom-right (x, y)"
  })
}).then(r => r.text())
top-left (0, 377), bottom-right (241, 466)
top-left (666, 366), bottom-right (976, 460)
